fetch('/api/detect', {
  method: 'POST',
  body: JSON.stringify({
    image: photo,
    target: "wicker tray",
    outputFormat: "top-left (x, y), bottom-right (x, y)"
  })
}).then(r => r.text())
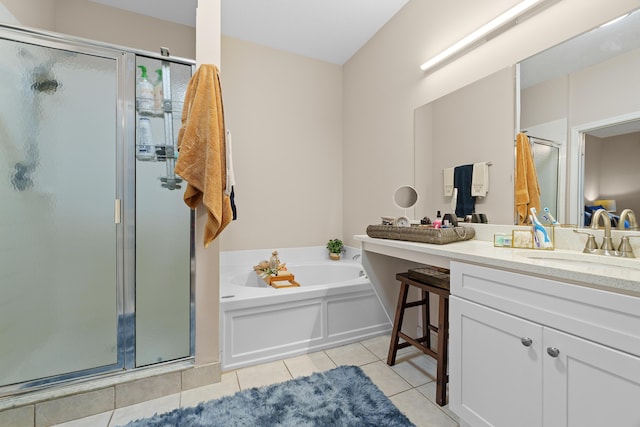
top-left (366, 225), bottom-right (475, 245)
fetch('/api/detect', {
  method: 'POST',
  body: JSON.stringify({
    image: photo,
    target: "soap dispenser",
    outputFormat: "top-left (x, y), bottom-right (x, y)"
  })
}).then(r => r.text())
top-left (136, 65), bottom-right (154, 110)
top-left (153, 68), bottom-right (163, 110)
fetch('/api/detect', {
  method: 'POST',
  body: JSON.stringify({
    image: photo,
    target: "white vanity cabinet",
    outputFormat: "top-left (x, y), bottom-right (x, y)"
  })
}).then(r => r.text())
top-left (449, 261), bottom-right (640, 427)
top-left (543, 328), bottom-right (640, 426)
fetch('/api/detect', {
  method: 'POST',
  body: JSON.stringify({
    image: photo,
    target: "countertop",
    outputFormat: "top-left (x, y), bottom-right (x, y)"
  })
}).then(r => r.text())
top-left (355, 234), bottom-right (640, 296)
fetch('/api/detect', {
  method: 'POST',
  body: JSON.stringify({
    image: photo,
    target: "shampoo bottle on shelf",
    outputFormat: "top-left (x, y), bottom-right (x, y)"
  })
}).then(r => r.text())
top-left (136, 65), bottom-right (154, 110)
top-left (136, 117), bottom-right (155, 161)
top-left (153, 68), bottom-right (163, 110)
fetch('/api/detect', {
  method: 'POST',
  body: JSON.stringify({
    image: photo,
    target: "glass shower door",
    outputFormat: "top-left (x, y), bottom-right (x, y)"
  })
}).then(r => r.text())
top-left (0, 36), bottom-right (121, 388)
top-left (134, 56), bottom-right (193, 367)
top-left (532, 140), bottom-right (560, 219)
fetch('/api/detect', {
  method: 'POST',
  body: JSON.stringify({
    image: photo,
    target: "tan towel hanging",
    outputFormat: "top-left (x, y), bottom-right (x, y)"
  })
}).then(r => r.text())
top-left (176, 64), bottom-right (232, 247)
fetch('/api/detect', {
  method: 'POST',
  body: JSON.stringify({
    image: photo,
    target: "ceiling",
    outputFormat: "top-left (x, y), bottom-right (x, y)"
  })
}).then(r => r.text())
top-left (88, 0), bottom-right (409, 64)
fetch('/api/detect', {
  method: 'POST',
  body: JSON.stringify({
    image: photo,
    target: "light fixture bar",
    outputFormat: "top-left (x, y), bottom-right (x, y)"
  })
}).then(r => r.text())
top-left (420, 0), bottom-right (544, 72)
top-left (599, 13), bottom-right (629, 28)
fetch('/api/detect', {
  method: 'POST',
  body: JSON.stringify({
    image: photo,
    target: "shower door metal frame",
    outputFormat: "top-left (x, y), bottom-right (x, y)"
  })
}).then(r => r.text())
top-left (0, 24), bottom-right (196, 396)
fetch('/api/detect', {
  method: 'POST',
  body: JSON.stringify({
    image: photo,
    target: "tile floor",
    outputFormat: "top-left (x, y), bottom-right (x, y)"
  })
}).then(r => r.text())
top-left (53, 335), bottom-right (459, 427)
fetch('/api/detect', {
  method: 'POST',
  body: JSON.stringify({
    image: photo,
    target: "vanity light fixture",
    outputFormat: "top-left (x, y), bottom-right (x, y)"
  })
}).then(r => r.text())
top-left (420, 0), bottom-right (545, 72)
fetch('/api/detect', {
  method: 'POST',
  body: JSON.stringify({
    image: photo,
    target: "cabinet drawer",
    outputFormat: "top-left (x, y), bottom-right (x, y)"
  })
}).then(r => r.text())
top-left (450, 261), bottom-right (640, 356)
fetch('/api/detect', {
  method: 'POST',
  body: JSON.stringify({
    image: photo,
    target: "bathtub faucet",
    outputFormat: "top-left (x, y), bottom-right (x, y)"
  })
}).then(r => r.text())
top-left (352, 254), bottom-right (361, 261)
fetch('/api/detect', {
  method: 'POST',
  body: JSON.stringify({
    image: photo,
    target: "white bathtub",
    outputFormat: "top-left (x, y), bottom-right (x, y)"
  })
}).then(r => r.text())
top-left (220, 246), bottom-right (391, 370)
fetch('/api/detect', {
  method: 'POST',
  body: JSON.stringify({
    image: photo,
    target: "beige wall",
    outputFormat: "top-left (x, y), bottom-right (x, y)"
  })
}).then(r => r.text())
top-left (521, 76), bottom-right (568, 129)
top-left (523, 49), bottom-right (640, 130)
top-left (53, 0), bottom-right (195, 59)
top-left (1, 0), bottom-right (195, 59)
top-left (219, 36), bottom-right (343, 251)
top-left (343, 0), bottom-right (639, 247)
top-left (569, 48), bottom-right (640, 126)
top-left (1, 0), bottom-right (54, 29)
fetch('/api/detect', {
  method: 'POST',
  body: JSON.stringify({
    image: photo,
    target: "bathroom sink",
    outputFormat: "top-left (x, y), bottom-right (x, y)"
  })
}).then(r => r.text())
top-left (516, 250), bottom-right (640, 272)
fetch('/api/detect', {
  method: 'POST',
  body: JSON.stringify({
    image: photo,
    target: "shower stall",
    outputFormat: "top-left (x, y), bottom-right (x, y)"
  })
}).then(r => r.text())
top-left (0, 24), bottom-right (195, 395)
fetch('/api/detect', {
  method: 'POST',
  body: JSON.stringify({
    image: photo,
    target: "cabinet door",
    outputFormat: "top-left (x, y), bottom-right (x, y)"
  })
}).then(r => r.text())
top-left (543, 328), bottom-right (640, 427)
top-left (450, 297), bottom-right (543, 427)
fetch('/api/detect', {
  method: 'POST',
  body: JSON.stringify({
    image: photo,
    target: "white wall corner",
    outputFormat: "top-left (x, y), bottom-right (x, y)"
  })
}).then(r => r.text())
top-left (194, 0), bottom-right (222, 371)
top-left (0, 3), bottom-right (20, 25)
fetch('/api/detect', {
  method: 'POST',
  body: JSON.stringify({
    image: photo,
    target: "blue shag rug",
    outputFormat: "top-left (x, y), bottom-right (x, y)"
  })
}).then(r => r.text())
top-left (120, 365), bottom-right (415, 426)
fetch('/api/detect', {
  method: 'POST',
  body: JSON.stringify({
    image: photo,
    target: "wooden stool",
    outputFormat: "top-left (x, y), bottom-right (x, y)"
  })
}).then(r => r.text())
top-left (387, 268), bottom-right (450, 406)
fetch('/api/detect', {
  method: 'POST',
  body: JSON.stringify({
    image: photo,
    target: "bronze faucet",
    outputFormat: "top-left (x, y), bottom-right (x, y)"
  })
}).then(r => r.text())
top-left (618, 209), bottom-right (639, 230)
top-left (590, 209), bottom-right (617, 256)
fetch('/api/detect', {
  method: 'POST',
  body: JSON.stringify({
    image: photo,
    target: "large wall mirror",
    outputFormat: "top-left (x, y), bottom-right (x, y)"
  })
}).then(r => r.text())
top-left (519, 8), bottom-right (640, 227)
top-left (414, 67), bottom-right (516, 226)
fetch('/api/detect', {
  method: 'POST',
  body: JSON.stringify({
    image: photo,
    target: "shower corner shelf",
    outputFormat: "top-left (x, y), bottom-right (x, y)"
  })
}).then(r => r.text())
top-left (137, 108), bottom-right (163, 118)
top-left (134, 59), bottom-right (189, 189)
top-left (136, 107), bottom-right (183, 118)
top-left (136, 99), bottom-right (184, 117)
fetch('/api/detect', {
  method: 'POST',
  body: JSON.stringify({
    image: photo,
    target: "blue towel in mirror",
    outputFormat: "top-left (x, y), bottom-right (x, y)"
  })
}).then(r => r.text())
top-left (454, 164), bottom-right (475, 218)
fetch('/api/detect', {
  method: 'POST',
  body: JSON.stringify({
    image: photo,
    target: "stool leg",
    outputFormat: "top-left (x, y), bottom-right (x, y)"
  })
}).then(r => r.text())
top-left (435, 296), bottom-right (449, 406)
top-left (387, 281), bottom-right (409, 366)
top-left (422, 290), bottom-right (431, 350)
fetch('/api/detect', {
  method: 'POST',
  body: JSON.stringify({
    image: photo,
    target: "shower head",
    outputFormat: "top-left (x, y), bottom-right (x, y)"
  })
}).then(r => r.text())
top-left (17, 45), bottom-right (76, 94)
top-left (31, 66), bottom-right (60, 94)
top-left (31, 78), bottom-right (60, 94)
top-left (11, 162), bottom-right (33, 191)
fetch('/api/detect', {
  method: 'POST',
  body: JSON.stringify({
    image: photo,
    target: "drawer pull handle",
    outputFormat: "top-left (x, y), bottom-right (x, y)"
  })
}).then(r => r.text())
top-left (520, 337), bottom-right (533, 347)
top-left (546, 347), bottom-right (560, 357)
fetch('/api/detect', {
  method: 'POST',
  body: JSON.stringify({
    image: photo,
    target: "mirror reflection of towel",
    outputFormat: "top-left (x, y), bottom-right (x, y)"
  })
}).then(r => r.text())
top-left (515, 133), bottom-right (540, 225)
top-left (451, 188), bottom-right (458, 213)
top-left (471, 162), bottom-right (489, 197)
top-left (454, 164), bottom-right (475, 218)
top-left (443, 167), bottom-right (454, 196)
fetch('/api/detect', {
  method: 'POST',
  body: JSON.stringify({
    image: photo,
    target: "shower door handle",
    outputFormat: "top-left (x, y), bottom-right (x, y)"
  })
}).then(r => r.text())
top-left (114, 199), bottom-right (121, 224)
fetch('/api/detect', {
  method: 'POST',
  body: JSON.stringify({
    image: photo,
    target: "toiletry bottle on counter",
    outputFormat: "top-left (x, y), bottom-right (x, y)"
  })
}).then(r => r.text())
top-left (136, 65), bottom-right (154, 110)
top-left (153, 69), bottom-right (163, 110)
top-left (433, 211), bottom-right (442, 229)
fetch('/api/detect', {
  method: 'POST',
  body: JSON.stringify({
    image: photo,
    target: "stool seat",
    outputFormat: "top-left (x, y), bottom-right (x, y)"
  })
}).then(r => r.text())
top-left (387, 269), bottom-right (450, 406)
